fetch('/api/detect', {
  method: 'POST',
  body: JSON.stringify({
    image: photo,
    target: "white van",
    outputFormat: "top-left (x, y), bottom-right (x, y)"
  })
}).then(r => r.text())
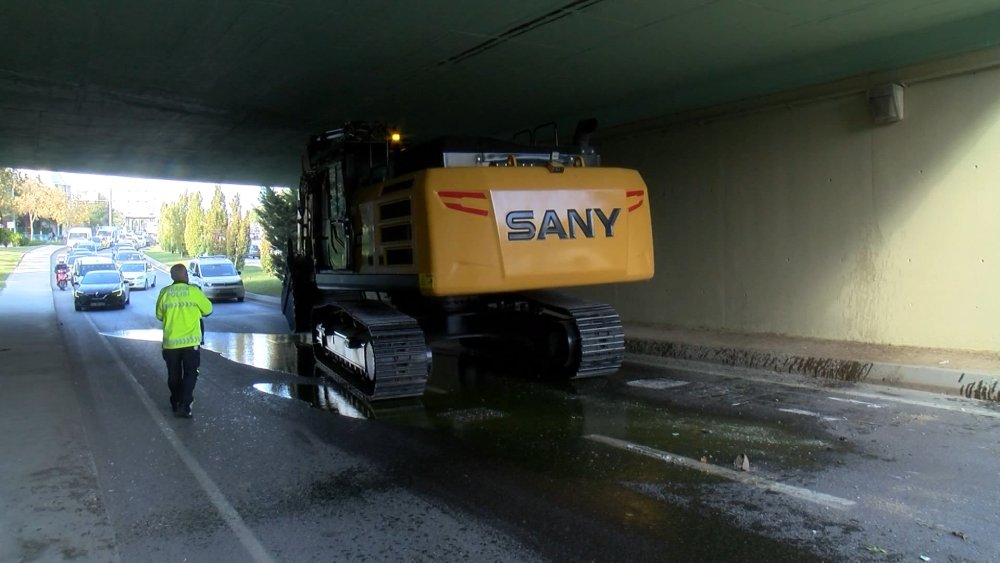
top-left (66, 227), bottom-right (93, 248)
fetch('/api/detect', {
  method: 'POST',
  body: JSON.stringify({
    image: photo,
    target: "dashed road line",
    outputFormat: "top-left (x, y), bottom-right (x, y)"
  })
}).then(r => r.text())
top-left (585, 434), bottom-right (856, 510)
top-left (86, 314), bottom-right (276, 563)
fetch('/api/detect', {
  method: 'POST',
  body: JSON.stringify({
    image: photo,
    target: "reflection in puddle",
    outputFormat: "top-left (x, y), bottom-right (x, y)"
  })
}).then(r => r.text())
top-left (253, 382), bottom-right (366, 419)
top-left (253, 381), bottom-right (431, 424)
top-left (103, 329), bottom-right (311, 373)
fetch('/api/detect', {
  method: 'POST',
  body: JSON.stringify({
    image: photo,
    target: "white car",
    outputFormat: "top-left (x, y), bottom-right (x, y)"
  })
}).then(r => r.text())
top-left (189, 255), bottom-right (246, 302)
top-left (118, 261), bottom-right (156, 290)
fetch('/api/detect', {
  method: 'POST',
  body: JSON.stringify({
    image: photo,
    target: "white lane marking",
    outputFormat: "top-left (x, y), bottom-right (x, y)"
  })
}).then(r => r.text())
top-left (585, 434), bottom-right (855, 510)
top-left (86, 315), bottom-right (276, 563)
top-left (777, 408), bottom-right (843, 422)
top-left (626, 355), bottom-right (1000, 418)
top-left (827, 397), bottom-right (884, 408)
top-left (626, 379), bottom-right (690, 390)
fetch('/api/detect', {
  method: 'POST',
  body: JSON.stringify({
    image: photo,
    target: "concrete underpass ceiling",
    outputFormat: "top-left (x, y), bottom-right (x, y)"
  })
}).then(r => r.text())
top-left (2, 1), bottom-right (1000, 187)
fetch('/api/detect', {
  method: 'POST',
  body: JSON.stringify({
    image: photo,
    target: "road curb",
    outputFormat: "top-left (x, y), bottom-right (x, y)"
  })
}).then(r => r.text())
top-left (626, 337), bottom-right (1000, 402)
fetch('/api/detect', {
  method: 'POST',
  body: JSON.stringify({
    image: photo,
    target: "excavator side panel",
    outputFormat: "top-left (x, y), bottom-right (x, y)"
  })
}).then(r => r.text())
top-left (415, 167), bottom-right (654, 296)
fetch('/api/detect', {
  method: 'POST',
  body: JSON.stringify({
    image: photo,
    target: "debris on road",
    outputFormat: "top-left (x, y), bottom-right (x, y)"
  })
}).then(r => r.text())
top-left (733, 453), bottom-right (750, 471)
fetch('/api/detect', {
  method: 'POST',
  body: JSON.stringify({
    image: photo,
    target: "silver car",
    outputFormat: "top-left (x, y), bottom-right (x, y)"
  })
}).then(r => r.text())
top-left (189, 256), bottom-right (246, 302)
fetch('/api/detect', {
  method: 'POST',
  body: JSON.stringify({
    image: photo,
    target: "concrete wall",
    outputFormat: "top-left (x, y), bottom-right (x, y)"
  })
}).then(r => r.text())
top-left (585, 56), bottom-right (1000, 352)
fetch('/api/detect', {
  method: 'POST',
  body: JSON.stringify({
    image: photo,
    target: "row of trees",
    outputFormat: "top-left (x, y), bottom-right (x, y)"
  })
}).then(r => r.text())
top-left (158, 187), bottom-right (252, 269)
top-left (1, 168), bottom-right (117, 242)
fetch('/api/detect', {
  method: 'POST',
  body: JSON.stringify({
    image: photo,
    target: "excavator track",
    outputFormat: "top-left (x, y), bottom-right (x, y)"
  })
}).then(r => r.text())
top-left (312, 300), bottom-right (429, 401)
top-left (526, 292), bottom-right (626, 379)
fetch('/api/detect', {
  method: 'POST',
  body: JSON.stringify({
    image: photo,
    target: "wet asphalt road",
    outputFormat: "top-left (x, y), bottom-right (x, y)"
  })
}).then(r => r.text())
top-left (52, 258), bottom-right (1000, 562)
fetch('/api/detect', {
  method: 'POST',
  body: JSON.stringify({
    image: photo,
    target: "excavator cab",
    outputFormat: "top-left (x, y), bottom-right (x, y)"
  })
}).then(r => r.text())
top-left (299, 122), bottom-right (400, 272)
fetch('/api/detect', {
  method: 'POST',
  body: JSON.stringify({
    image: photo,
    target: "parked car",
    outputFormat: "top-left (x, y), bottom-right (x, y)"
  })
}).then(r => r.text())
top-left (74, 270), bottom-right (130, 311)
top-left (118, 261), bottom-right (156, 290)
top-left (188, 255), bottom-right (246, 302)
top-left (72, 256), bottom-right (117, 286)
top-left (247, 243), bottom-right (260, 259)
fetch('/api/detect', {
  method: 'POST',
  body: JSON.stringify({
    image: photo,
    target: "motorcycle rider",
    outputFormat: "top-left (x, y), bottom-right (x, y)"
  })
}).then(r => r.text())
top-left (54, 257), bottom-right (69, 285)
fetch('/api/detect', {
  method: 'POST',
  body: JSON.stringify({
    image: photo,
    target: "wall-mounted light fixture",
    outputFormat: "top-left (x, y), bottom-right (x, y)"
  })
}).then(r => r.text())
top-left (867, 83), bottom-right (905, 124)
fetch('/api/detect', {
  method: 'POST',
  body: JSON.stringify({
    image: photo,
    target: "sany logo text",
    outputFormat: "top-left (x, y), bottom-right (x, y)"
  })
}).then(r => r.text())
top-left (505, 208), bottom-right (620, 241)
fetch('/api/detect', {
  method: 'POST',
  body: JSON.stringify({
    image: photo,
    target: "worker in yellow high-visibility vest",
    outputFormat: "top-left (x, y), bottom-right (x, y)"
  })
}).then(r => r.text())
top-left (155, 263), bottom-right (213, 418)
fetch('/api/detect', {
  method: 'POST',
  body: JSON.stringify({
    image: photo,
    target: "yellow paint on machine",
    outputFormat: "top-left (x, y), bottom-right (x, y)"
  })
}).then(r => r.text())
top-left (413, 166), bottom-right (654, 296)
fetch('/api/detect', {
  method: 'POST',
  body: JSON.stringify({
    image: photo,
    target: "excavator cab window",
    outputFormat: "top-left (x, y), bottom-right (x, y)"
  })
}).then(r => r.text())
top-left (324, 161), bottom-right (350, 270)
top-left (306, 129), bottom-right (396, 272)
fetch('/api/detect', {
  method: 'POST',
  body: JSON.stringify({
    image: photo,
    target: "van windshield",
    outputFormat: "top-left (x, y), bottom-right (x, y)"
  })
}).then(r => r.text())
top-left (200, 263), bottom-right (237, 277)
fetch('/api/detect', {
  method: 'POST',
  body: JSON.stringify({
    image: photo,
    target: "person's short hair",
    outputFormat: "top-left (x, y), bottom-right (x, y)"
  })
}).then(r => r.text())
top-left (170, 263), bottom-right (187, 282)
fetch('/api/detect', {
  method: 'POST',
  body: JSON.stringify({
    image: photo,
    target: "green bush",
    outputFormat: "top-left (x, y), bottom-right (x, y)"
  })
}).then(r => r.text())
top-left (0, 230), bottom-right (26, 247)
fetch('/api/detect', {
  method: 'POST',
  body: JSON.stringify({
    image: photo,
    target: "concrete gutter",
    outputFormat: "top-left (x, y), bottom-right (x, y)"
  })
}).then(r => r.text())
top-left (626, 335), bottom-right (1000, 403)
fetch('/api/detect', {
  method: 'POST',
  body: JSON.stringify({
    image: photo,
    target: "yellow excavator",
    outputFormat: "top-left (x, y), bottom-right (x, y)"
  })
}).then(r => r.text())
top-left (282, 121), bottom-right (654, 400)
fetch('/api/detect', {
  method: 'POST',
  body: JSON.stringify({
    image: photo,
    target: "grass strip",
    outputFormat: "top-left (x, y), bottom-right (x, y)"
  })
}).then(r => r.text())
top-left (241, 266), bottom-right (281, 297)
top-left (0, 247), bottom-right (32, 293)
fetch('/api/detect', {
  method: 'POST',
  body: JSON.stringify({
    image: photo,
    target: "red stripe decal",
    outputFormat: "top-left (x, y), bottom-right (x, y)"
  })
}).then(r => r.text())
top-left (439, 190), bottom-right (488, 216)
top-left (626, 189), bottom-right (644, 212)
top-left (438, 191), bottom-right (486, 199)
top-left (444, 202), bottom-right (489, 216)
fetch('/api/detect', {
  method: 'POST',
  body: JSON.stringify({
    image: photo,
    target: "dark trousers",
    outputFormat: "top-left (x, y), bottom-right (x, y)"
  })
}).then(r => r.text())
top-left (162, 346), bottom-right (200, 409)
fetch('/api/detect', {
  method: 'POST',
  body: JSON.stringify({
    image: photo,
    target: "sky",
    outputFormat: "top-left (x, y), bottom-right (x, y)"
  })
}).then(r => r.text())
top-left (29, 169), bottom-right (267, 213)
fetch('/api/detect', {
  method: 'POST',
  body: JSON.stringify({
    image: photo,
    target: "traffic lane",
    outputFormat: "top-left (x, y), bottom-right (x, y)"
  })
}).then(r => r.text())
top-left (54, 269), bottom-right (1000, 561)
top-left (55, 297), bottom-right (549, 562)
top-left (70, 264), bottom-right (289, 336)
top-left (65, 347), bottom-right (818, 562)
top-left (616, 357), bottom-right (1000, 561)
top-left (52, 290), bottom-right (821, 562)
top-left (145, 265), bottom-right (288, 334)
top-left (57, 249), bottom-right (286, 334)
top-left (210, 340), bottom-right (1000, 561)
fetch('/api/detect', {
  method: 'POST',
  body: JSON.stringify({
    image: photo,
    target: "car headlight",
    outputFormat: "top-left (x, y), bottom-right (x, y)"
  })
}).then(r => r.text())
top-left (74, 291), bottom-right (82, 298)
top-left (112, 288), bottom-right (124, 296)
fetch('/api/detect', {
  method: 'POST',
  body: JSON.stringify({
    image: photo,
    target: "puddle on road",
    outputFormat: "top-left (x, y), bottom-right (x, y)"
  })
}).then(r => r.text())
top-left (104, 327), bottom-right (844, 560)
top-left (103, 329), bottom-right (311, 374)
top-left (104, 328), bottom-right (838, 472)
top-left (104, 328), bottom-right (839, 462)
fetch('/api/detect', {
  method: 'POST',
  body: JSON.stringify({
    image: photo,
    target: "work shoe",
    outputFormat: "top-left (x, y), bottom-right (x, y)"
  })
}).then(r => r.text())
top-left (170, 400), bottom-right (180, 413)
top-left (176, 400), bottom-right (194, 418)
